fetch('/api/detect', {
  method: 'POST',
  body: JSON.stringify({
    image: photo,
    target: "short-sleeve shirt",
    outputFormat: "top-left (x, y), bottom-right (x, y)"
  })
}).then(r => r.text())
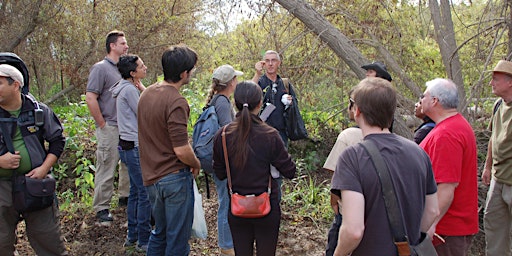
top-left (86, 57), bottom-right (121, 126)
top-left (323, 127), bottom-right (363, 172)
top-left (491, 100), bottom-right (512, 184)
top-left (420, 113), bottom-right (479, 236)
top-left (332, 134), bottom-right (437, 255)
top-left (137, 83), bottom-right (191, 186)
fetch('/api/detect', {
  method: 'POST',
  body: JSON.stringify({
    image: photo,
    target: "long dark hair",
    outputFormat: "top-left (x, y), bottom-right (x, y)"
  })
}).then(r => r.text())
top-left (227, 81), bottom-right (274, 169)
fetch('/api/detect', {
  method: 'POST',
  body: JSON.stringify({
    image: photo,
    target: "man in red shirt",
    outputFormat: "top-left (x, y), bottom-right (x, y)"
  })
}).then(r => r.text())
top-left (419, 78), bottom-right (479, 255)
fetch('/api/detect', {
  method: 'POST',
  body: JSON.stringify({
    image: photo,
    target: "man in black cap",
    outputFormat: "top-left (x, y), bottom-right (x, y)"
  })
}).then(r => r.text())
top-left (361, 61), bottom-right (393, 82)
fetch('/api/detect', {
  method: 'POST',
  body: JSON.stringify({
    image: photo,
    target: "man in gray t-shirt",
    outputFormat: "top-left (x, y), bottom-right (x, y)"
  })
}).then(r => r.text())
top-left (331, 77), bottom-right (438, 255)
top-left (85, 30), bottom-right (130, 225)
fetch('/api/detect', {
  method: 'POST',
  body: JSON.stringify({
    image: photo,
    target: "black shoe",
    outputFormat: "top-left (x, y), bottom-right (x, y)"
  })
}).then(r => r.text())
top-left (118, 197), bottom-right (128, 207)
top-left (95, 209), bottom-right (113, 226)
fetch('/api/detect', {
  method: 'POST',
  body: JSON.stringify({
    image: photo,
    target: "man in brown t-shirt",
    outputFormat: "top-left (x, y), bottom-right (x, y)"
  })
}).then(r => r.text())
top-left (137, 44), bottom-right (201, 255)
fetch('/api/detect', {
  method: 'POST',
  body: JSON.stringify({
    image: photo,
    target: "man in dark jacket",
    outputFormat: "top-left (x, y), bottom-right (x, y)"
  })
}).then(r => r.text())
top-left (0, 64), bottom-right (67, 255)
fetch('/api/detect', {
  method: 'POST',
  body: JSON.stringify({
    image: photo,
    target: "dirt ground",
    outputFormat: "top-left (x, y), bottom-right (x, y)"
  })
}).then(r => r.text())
top-left (13, 171), bottom-right (487, 256)
top-left (13, 179), bottom-right (327, 256)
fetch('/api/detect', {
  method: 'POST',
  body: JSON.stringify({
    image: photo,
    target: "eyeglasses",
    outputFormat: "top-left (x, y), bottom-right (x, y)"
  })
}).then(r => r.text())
top-left (349, 98), bottom-right (355, 109)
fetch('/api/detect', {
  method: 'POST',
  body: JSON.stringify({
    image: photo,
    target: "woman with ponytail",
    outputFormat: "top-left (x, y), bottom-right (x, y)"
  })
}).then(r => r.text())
top-left (212, 81), bottom-right (296, 256)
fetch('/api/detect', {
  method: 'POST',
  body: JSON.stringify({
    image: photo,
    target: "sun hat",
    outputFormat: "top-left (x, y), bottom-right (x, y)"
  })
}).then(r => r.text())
top-left (212, 65), bottom-right (243, 85)
top-left (0, 64), bottom-right (24, 88)
top-left (490, 60), bottom-right (512, 76)
top-left (361, 61), bottom-right (393, 82)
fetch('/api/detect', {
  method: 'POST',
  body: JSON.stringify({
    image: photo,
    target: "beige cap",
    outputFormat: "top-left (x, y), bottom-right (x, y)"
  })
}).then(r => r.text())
top-left (0, 64), bottom-right (24, 88)
top-left (212, 65), bottom-right (243, 85)
top-left (490, 60), bottom-right (512, 76)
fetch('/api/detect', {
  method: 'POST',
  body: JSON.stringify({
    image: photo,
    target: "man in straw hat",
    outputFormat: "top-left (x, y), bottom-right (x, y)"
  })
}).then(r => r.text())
top-left (482, 59), bottom-right (512, 255)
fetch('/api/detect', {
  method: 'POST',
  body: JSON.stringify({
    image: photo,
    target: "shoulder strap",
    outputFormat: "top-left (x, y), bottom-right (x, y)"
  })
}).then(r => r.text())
top-left (493, 98), bottom-right (503, 115)
top-left (423, 122), bottom-right (435, 128)
top-left (360, 140), bottom-right (411, 253)
top-left (221, 125), bottom-right (271, 195)
top-left (0, 117), bottom-right (16, 153)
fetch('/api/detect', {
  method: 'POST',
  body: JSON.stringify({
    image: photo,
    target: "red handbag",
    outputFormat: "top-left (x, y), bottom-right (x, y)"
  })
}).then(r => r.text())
top-left (221, 126), bottom-right (271, 218)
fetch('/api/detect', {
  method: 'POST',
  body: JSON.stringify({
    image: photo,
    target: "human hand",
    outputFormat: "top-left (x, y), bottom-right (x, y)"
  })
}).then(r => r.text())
top-left (191, 167), bottom-right (200, 178)
top-left (26, 165), bottom-right (49, 179)
top-left (482, 168), bottom-right (491, 186)
top-left (254, 61), bottom-right (265, 73)
top-left (2, 151), bottom-right (21, 169)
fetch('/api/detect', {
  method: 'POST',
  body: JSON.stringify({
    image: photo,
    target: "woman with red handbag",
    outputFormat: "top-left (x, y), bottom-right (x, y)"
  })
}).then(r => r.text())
top-left (212, 81), bottom-right (296, 256)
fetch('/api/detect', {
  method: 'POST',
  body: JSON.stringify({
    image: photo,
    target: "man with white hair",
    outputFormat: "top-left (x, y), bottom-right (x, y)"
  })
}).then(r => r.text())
top-left (482, 60), bottom-right (512, 255)
top-left (419, 78), bottom-right (478, 255)
top-left (0, 64), bottom-right (67, 255)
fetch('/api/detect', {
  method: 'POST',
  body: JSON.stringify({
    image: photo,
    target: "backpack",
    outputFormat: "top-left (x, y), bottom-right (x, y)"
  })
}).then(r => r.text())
top-left (0, 52), bottom-right (30, 95)
top-left (192, 95), bottom-right (224, 175)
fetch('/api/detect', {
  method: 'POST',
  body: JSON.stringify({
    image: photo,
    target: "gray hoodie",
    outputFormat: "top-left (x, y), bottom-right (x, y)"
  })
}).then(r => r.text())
top-left (111, 79), bottom-right (140, 146)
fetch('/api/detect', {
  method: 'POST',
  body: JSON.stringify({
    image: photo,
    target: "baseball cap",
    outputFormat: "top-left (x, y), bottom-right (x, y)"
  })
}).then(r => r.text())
top-left (212, 65), bottom-right (243, 85)
top-left (0, 64), bottom-right (24, 88)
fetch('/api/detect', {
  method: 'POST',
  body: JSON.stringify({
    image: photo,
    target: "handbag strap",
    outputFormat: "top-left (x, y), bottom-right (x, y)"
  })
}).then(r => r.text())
top-left (360, 140), bottom-right (410, 245)
top-left (221, 125), bottom-right (271, 195)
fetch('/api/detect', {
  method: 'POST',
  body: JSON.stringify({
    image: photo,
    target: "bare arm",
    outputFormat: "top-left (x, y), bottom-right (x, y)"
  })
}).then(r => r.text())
top-left (427, 183), bottom-right (457, 236)
top-left (85, 92), bottom-right (105, 128)
top-left (420, 193), bottom-right (440, 232)
top-left (334, 190), bottom-right (365, 256)
top-left (482, 139), bottom-right (492, 186)
top-left (174, 144), bottom-right (201, 177)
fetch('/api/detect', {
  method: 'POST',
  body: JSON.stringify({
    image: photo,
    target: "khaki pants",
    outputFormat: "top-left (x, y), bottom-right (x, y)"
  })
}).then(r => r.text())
top-left (92, 124), bottom-right (130, 213)
top-left (484, 178), bottom-right (512, 256)
top-left (0, 181), bottom-right (67, 255)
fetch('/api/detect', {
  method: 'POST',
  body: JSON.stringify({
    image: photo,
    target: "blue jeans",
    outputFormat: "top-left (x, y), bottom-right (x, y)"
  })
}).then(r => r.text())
top-left (146, 169), bottom-right (193, 256)
top-left (119, 147), bottom-right (151, 246)
top-left (212, 173), bottom-right (233, 250)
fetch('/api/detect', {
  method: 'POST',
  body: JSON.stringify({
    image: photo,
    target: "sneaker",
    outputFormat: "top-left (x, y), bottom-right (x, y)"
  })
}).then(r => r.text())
top-left (118, 197), bottom-right (128, 207)
top-left (95, 209), bottom-right (113, 226)
top-left (136, 244), bottom-right (148, 253)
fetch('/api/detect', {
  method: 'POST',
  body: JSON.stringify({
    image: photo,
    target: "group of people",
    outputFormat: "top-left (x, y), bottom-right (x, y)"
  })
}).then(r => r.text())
top-left (85, 31), bottom-right (297, 255)
top-left (1, 28), bottom-right (510, 256)
top-left (325, 59), bottom-right (512, 256)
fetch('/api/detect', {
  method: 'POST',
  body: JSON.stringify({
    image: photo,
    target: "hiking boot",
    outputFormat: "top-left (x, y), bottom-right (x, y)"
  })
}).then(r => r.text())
top-left (220, 248), bottom-right (235, 256)
top-left (123, 239), bottom-right (136, 247)
top-left (95, 209), bottom-right (113, 226)
top-left (118, 197), bottom-right (128, 207)
top-left (136, 244), bottom-right (148, 253)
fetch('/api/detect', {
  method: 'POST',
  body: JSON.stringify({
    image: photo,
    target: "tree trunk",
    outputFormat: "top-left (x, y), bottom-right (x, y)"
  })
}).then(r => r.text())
top-left (429, 0), bottom-right (467, 111)
top-left (274, 0), bottom-right (414, 138)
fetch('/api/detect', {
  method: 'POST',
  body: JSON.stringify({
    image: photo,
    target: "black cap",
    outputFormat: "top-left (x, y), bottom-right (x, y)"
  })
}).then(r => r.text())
top-left (361, 61), bottom-right (392, 82)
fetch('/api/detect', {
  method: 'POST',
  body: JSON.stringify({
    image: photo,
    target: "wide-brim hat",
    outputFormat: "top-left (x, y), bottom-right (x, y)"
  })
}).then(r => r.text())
top-left (489, 60), bottom-right (512, 76)
top-left (212, 65), bottom-right (243, 85)
top-left (361, 61), bottom-right (393, 82)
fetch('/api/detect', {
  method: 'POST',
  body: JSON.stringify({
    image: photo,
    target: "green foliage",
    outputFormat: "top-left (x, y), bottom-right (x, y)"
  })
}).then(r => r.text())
top-left (53, 95), bottom-right (96, 210)
top-left (282, 175), bottom-right (332, 222)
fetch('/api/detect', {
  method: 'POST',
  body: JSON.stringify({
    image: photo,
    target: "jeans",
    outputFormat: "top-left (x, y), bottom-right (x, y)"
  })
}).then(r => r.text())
top-left (119, 147), bottom-right (151, 246)
top-left (325, 213), bottom-right (342, 256)
top-left (212, 173), bottom-right (233, 250)
top-left (146, 169), bottom-right (193, 256)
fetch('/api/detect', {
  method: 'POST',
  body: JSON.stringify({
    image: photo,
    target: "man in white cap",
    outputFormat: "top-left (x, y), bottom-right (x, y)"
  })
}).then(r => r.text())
top-left (0, 64), bottom-right (67, 255)
top-left (483, 59), bottom-right (512, 255)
